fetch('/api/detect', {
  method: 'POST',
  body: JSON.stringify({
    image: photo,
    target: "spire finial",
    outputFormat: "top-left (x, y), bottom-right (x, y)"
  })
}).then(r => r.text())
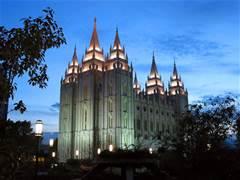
top-left (94, 17), bottom-right (96, 24)
top-left (150, 51), bottom-right (158, 76)
top-left (173, 57), bottom-right (178, 75)
top-left (152, 51), bottom-right (156, 63)
top-left (114, 27), bottom-right (121, 49)
top-left (74, 44), bottom-right (77, 55)
top-left (89, 17), bottom-right (100, 49)
top-left (72, 45), bottom-right (78, 63)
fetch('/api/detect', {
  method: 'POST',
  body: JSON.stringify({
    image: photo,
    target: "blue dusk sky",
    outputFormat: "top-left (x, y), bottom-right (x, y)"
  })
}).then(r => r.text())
top-left (0, 0), bottom-right (239, 132)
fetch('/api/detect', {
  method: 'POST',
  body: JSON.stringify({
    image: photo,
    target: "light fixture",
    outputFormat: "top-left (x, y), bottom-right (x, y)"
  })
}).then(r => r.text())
top-left (49, 139), bottom-right (54, 147)
top-left (109, 144), bottom-right (113, 152)
top-left (207, 144), bottom-right (211, 150)
top-left (97, 148), bottom-right (101, 155)
top-left (75, 150), bottom-right (79, 157)
top-left (52, 152), bottom-right (56, 158)
top-left (35, 120), bottom-right (43, 136)
top-left (149, 148), bottom-right (153, 154)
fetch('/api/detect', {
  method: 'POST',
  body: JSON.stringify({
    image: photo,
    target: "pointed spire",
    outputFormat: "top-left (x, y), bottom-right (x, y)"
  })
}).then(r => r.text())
top-left (134, 72), bottom-right (138, 84)
top-left (72, 45), bottom-right (78, 63)
top-left (83, 18), bottom-right (104, 62)
top-left (89, 17), bottom-right (100, 50)
top-left (173, 58), bottom-right (178, 76)
top-left (150, 51), bottom-right (159, 77)
top-left (114, 27), bottom-right (121, 49)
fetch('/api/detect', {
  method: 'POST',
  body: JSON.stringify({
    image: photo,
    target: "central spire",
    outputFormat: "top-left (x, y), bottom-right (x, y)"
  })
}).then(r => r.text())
top-left (83, 18), bottom-right (104, 62)
top-left (113, 28), bottom-right (121, 49)
top-left (173, 59), bottom-right (178, 76)
top-left (150, 52), bottom-right (159, 78)
top-left (89, 17), bottom-right (100, 50)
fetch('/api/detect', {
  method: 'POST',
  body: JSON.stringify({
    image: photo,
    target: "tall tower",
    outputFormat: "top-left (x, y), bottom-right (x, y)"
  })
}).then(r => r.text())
top-left (75, 18), bottom-right (105, 159)
top-left (146, 53), bottom-right (165, 95)
top-left (103, 28), bottom-right (134, 150)
top-left (168, 61), bottom-right (188, 115)
top-left (58, 47), bottom-right (79, 162)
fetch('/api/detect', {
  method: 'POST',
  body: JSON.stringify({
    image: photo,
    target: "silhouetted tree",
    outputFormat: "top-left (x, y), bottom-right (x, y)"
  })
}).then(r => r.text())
top-left (178, 94), bottom-right (239, 160)
top-left (0, 7), bottom-right (66, 120)
top-left (0, 119), bottom-right (36, 179)
top-left (235, 117), bottom-right (240, 148)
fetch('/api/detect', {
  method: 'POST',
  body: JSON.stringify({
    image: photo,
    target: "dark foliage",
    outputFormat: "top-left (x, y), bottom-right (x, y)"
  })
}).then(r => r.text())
top-left (0, 7), bottom-right (66, 118)
top-left (178, 95), bottom-right (239, 160)
top-left (0, 119), bottom-right (36, 179)
top-left (235, 117), bottom-right (240, 147)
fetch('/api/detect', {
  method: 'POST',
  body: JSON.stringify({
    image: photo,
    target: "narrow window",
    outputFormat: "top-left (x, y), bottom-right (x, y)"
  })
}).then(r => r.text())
top-left (84, 110), bottom-right (87, 129)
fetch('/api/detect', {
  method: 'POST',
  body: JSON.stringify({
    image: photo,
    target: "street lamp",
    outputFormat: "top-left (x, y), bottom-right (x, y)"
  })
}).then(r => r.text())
top-left (35, 120), bottom-right (43, 136)
top-left (49, 138), bottom-right (55, 168)
top-left (35, 120), bottom-right (43, 178)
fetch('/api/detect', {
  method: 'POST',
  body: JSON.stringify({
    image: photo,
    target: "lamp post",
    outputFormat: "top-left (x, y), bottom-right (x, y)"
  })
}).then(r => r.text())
top-left (35, 120), bottom-right (43, 178)
top-left (49, 138), bottom-right (54, 167)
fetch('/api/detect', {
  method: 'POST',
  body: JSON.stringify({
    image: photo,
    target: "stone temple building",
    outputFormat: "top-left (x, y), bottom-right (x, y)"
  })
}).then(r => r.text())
top-left (58, 19), bottom-right (188, 162)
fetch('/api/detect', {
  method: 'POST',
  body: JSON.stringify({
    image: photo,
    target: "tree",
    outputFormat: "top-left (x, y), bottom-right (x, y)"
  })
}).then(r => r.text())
top-left (178, 94), bottom-right (239, 160)
top-left (235, 117), bottom-right (240, 148)
top-left (0, 7), bottom-right (66, 120)
top-left (0, 119), bottom-right (37, 179)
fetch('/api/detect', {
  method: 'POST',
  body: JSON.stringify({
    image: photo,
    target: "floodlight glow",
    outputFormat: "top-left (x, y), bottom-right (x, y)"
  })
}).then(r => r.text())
top-left (149, 148), bottom-right (153, 154)
top-left (109, 144), bottom-right (113, 152)
top-left (52, 152), bottom-right (56, 158)
top-left (75, 150), bottom-right (79, 157)
top-left (49, 139), bottom-right (54, 147)
top-left (97, 148), bottom-right (101, 155)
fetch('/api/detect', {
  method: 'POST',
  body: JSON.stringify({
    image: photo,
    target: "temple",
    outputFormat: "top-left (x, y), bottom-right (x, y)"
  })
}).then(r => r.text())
top-left (58, 19), bottom-right (188, 162)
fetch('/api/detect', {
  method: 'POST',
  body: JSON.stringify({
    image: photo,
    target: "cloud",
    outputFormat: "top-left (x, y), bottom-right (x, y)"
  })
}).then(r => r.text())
top-left (8, 104), bottom-right (59, 132)
top-left (153, 34), bottom-right (228, 58)
top-left (50, 103), bottom-right (60, 111)
top-left (192, 91), bottom-right (240, 105)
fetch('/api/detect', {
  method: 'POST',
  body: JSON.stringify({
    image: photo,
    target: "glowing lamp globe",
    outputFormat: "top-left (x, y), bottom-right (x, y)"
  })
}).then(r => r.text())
top-left (49, 139), bottom-right (54, 147)
top-left (75, 150), bottom-right (79, 157)
top-left (52, 152), bottom-right (56, 158)
top-left (97, 148), bottom-right (101, 155)
top-left (149, 148), bottom-right (153, 154)
top-left (109, 144), bottom-right (113, 152)
top-left (35, 120), bottom-right (43, 136)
